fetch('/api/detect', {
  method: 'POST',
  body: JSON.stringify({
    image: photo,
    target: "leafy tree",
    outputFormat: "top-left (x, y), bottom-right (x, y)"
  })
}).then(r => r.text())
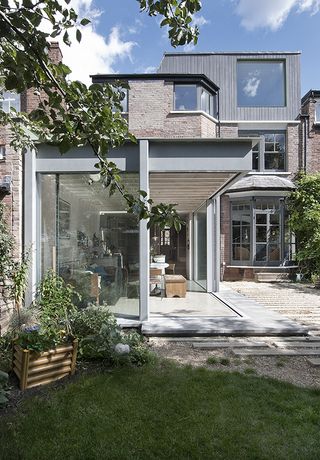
top-left (288, 173), bottom-right (320, 279)
top-left (0, 0), bottom-right (201, 230)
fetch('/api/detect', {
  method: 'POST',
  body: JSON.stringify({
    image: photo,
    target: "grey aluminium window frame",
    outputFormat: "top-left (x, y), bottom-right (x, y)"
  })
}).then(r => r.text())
top-left (230, 196), bottom-right (287, 266)
top-left (173, 83), bottom-right (216, 118)
top-left (239, 130), bottom-right (287, 172)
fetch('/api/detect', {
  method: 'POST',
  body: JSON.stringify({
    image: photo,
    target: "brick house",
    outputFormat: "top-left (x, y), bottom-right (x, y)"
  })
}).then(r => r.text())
top-left (0, 48), bottom-right (313, 327)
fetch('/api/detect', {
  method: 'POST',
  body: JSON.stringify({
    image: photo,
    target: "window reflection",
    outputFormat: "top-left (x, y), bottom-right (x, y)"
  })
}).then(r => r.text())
top-left (40, 173), bottom-right (140, 318)
top-left (237, 61), bottom-right (285, 107)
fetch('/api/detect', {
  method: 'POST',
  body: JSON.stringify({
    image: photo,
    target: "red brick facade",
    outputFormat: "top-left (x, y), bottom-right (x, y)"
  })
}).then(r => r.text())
top-left (0, 43), bottom-right (62, 333)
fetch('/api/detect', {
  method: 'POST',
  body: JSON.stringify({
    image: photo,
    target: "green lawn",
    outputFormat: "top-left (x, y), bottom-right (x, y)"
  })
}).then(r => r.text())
top-left (1, 362), bottom-right (320, 459)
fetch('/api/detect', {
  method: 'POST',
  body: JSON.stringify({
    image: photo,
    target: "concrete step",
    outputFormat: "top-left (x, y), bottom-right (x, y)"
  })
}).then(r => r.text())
top-left (233, 349), bottom-right (320, 356)
top-left (273, 341), bottom-right (320, 348)
top-left (307, 358), bottom-right (320, 366)
top-left (192, 341), bottom-right (269, 349)
top-left (255, 273), bottom-right (290, 282)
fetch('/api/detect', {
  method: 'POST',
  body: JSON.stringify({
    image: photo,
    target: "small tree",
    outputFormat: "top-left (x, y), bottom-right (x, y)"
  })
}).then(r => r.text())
top-left (288, 173), bottom-right (320, 279)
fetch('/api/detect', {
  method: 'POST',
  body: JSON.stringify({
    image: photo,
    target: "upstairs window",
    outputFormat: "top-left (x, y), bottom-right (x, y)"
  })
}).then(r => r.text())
top-left (120, 88), bottom-right (128, 113)
top-left (175, 85), bottom-right (197, 111)
top-left (264, 133), bottom-right (285, 170)
top-left (239, 131), bottom-right (286, 171)
top-left (237, 60), bottom-right (285, 107)
top-left (174, 84), bottom-right (217, 117)
top-left (0, 91), bottom-right (20, 113)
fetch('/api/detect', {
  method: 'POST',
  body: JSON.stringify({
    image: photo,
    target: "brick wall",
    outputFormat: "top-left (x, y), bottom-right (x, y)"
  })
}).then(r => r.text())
top-left (301, 98), bottom-right (320, 173)
top-left (0, 42), bottom-right (62, 334)
top-left (128, 80), bottom-right (217, 138)
top-left (286, 123), bottom-right (300, 176)
top-left (219, 123), bottom-right (238, 138)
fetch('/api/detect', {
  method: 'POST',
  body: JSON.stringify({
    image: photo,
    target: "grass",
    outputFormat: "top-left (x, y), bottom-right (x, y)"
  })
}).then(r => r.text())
top-left (1, 362), bottom-right (320, 459)
top-left (206, 356), bottom-right (231, 366)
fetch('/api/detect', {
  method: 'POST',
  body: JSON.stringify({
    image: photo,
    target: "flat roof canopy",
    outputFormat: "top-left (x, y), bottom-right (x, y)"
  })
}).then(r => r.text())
top-left (150, 172), bottom-right (235, 212)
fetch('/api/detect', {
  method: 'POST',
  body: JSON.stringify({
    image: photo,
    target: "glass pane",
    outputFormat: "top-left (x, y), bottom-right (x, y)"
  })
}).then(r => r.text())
top-left (241, 225), bottom-right (250, 243)
top-left (256, 214), bottom-right (267, 224)
top-left (265, 152), bottom-right (284, 170)
top-left (269, 244), bottom-right (280, 261)
top-left (241, 245), bottom-right (250, 261)
top-left (269, 226), bottom-right (280, 243)
top-left (232, 245), bottom-right (240, 261)
top-left (232, 226), bottom-right (241, 243)
top-left (264, 133), bottom-right (275, 143)
top-left (275, 134), bottom-right (285, 152)
top-left (41, 173), bottom-right (140, 318)
top-left (237, 61), bottom-right (285, 107)
top-left (256, 244), bottom-right (267, 261)
top-left (200, 88), bottom-right (210, 114)
top-left (270, 213), bottom-right (279, 224)
top-left (175, 85), bottom-right (197, 111)
top-left (256, 226), bottom-right (267, 242)
top-left (265, 142), bottom-right (274, 152)
top-left (252, 150), bottom-right (259, 170)
top-left (194, 202), bottom-right (207, 289)
top-left (120, 89), bottom-right (128, 112)
top-left (40, 175), bottom-right (57, 274)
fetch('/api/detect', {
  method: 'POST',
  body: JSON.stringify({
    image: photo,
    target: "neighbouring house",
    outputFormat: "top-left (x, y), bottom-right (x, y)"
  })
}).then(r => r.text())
top-left (1, 48), bottom-right (317, 328)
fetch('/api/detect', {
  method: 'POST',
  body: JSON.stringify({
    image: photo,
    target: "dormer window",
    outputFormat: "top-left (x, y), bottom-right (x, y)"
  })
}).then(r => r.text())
top-left (174, 84), bottom-right (217, 117)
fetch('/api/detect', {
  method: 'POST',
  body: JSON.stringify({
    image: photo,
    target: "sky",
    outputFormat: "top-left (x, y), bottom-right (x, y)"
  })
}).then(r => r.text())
top-left (59, 0), bottom-right (320, 96)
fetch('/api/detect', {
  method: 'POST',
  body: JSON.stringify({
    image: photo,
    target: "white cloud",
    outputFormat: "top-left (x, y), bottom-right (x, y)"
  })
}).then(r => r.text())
top-left (143, 66), bottom-right (157, 73)
top-left (235, 0), bottom-right (320, 30)
top-left (128, 19), bottom-right (144, 35)
top-left (192, 15), bottom-right (210, 27)
top-left (47, 0), bottom-right (136, 85)
top-left (243, 77), bottom-right (260, 97)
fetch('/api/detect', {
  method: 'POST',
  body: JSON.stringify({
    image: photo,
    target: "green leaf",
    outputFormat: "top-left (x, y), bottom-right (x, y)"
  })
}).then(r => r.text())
top-left (76, 29), bottom-right (82, 43)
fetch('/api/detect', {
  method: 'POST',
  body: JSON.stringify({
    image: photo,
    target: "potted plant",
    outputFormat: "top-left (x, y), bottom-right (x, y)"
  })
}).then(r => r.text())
top-left (12, 271), bottom-right (79, 390)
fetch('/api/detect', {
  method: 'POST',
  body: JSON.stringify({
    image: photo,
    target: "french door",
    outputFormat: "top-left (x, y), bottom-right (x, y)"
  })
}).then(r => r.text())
top-left (254, 206), bottom-right (281, 264)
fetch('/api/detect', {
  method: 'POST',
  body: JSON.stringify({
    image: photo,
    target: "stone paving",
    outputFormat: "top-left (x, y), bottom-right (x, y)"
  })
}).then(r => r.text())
top-left (223, 281), bottom-right (320, 332)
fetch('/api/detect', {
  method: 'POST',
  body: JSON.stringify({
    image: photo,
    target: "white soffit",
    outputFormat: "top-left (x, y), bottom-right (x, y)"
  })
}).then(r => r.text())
top-left (149, 172), bottom-right (235, 212)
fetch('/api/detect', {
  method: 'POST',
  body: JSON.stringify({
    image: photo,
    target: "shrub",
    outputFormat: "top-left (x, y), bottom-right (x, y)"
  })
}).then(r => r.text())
top-left (70, 306), bottom-right (155, 366)
top-left (0, 370), bottom-right (9, 407)
top-left (288, 173), bottom-right (320, 279)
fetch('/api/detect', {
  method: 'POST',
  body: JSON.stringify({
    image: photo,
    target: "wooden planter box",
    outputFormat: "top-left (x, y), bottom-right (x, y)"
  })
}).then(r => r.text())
top-left (13, 339), bottom-right (78, 390)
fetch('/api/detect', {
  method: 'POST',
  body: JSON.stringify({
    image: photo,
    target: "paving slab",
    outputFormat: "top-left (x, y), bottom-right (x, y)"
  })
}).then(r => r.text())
top-left (141, 286), bottom-right (309, 337)
top-left (273, 341), bottom-right (320, 348)
top-left (192, 341), bottom-right (269, 349)
top-left (233, 349), bottom-right (320, 356)
top-left (307, 358), bottom-right (320, 366)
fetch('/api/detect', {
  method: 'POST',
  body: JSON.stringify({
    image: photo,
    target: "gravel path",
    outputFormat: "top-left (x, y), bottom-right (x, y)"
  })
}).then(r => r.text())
top-left (223, 281), bottom-right (320, 332)
top-left (150, 338), bottom-right (320, 389)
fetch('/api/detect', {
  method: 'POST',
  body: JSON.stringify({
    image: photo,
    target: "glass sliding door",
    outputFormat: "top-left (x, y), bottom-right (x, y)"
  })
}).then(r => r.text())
top-left (193, 202), bottom-right (207, 289)
top-left (40, 173), bottom-right (140, 318)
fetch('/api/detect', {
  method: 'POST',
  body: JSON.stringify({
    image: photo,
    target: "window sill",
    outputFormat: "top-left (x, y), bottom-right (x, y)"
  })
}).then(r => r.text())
top-left (248, 171), bottom-right (290, 176)
top-left (169, 110), bottom-right (219, 123)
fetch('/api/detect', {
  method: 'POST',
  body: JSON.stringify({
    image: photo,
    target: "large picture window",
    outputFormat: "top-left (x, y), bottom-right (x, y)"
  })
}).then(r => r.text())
top-left (237, 60), bottom-right (286, 107)
top-left (40, 173), bottom-right (140, 318)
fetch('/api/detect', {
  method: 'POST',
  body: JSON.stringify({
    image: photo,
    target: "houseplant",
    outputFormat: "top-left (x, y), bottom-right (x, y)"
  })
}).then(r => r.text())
top-left (12, 271), bottom-right (79, 390)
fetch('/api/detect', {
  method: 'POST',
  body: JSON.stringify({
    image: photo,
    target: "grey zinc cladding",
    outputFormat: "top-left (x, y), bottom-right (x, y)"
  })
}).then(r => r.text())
top-left (158, 52), bottom-right (301, 121)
